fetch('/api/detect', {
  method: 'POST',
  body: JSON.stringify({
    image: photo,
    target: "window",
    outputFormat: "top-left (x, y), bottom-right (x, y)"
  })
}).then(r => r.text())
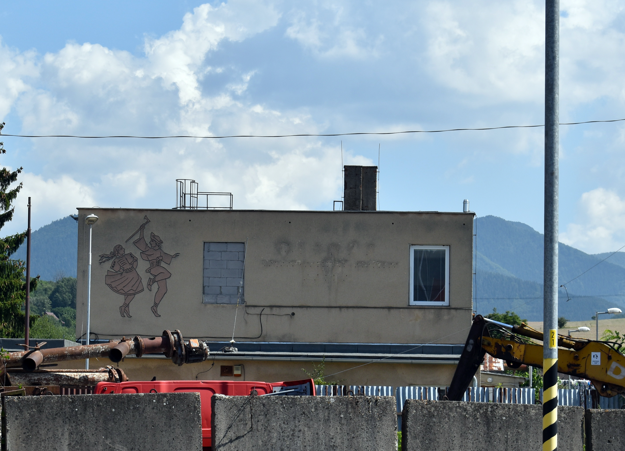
top-left (409, 245), bottom-right (449, 306)
top-left (203, 242), bottom-right (245, 304)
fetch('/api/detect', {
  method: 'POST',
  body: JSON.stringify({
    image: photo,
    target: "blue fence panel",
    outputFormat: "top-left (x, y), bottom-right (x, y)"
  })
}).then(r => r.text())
top-left (315, 385), bottom-right (393, 397)
top-left (491, 387), bottom-right (536, 404)
top-left (461, 387), bottom-right (489, 402)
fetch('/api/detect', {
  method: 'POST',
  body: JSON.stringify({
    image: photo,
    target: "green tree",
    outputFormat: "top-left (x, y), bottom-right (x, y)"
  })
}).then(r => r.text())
top-left (49, 277), bottom-right (76, 309)
top-left (30, 315), bottom-right (74, 340)
top-left (302, 359), bottom-right (341, 385)
top-left (602, 329), bottom-right (625, 353)
top-left (51, 306), bottom-right (76, 330)
top-left (29, 279), bottom-right (55, 315)
top-left (0, 134), bottom-right (37, 337)
top-left (485, 308), bottom-right (527, 326)
top-left (558, 317), bottom-right (568, 329)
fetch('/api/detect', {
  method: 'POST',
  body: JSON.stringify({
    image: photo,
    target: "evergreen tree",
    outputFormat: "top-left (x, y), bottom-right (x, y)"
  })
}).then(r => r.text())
top-left (0, 130), bottom-right (37, 337)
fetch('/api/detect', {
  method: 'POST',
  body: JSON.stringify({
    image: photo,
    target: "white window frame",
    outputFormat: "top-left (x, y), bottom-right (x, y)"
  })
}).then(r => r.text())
top-left (409, 245), bottom-right (450, 306)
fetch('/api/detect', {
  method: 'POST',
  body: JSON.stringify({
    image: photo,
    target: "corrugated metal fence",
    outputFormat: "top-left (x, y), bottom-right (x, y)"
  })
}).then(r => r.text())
top-left (315, 385), bottom-right (624, 430)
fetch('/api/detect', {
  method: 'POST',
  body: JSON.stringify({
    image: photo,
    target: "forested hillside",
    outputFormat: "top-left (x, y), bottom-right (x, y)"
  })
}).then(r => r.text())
top-left (25, 277), bottom-right (77, 340)
top-left (476, 216), bottom-right (625, 321)
top-left (13, 216), bottom-right (77, 280)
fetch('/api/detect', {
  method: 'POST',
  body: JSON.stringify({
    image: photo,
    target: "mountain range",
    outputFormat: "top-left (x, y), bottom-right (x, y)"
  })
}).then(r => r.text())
top-left (11, 214), bottom-right (625, 321)
top-left (475, 216), bottom-right (625, 321)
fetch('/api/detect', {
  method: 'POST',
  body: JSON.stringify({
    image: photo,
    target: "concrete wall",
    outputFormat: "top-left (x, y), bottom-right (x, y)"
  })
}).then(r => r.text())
top-left (3, 393), bottom-right (202, 451)
top-left (211, 394), bottom-right (397, 451)
top-left (402, 400), bottom-right (584, 451)
top-left (585, 409), bottom-right (625, 450)
top-left (76, 209), bottom-right (473, 345)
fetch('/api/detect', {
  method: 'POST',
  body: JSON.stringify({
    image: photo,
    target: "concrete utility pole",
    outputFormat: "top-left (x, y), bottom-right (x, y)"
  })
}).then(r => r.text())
top-left (543, 1), bottom-right (559, 450)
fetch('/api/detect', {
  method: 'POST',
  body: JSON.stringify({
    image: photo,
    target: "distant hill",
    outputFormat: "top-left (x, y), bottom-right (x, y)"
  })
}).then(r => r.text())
top-left (12, 216), bottom-right (77, 281)
top-left (476, 216), bottom-right (625, 321)
top-left (593, 251), bottom-right (625, 270)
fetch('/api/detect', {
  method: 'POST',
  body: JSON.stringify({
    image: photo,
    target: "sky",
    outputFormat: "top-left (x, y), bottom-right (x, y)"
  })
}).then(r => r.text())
top-left (1, 0), bottom-right (625, 254)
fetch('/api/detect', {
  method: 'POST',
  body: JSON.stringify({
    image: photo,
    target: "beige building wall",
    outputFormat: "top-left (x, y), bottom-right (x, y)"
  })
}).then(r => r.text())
top-left (76, 208), bottom-right (474, 385)
top-left (109, 356), bottom-right (458, 388)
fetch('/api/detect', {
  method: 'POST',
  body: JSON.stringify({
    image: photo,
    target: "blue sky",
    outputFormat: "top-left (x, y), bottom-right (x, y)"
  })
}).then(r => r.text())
top-left (1, 0), bottom-right (625, 254)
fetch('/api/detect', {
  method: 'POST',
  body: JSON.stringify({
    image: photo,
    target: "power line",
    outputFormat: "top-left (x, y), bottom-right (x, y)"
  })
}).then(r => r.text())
top-left (2, 118), bottom-right (625, 140)
top-left (560, 242), bottom-right (625, 288)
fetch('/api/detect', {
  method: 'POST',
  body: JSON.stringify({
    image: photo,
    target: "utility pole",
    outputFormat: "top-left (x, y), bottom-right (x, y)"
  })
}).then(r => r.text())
top-left (25, 198), bottom-right (32, 348)
top-left (543, 1), bottom-right (559, 450)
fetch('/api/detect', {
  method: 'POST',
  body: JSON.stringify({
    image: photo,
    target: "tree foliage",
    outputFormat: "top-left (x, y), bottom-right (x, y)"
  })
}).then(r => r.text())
top-left (49, 277), bottom-right (76, 309)
top-left (602, 329), bottom-right (625, 354)
top-left (30, 315), bottom-right (74, 340)
top-left (0, 136), bottom-right (38, 337)
top-left (485, 308), bottom-right (527, 326)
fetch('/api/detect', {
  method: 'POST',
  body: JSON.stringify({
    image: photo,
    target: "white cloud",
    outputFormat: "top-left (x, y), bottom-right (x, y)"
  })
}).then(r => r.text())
top-left (0, 38), bottom-right (38, 120)
top-left (145, 0), bottom-right (280, 105)
top-left (285, 2), bottom-right (383, 59)
top-left (12, 173), bottom-right (96, 232)
top-left (421, 0), bottom-right (545, 103)
top-left (420, 0), bottom-right (625, 109)
top-left (561, 188), bottom-right (625, 253)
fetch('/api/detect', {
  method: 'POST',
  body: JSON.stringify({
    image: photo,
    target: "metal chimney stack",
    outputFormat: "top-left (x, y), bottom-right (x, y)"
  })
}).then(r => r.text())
top-left (344, 166), bottom-right (377, 211)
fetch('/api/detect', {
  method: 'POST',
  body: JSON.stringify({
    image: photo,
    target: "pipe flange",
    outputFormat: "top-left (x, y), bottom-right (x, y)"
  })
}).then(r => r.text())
top-left (134, 336), bottom-right (145, 359)
top-left (162, 330), bottom-right (175, 359)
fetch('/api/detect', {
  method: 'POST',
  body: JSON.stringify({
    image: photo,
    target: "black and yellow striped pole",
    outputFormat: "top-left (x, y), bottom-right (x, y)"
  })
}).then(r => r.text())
top-left (543, 0), bottom-right (559, 450)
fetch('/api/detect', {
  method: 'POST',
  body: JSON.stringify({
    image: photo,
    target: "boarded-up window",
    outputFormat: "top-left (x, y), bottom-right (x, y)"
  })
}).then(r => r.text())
top-left (203, 242), bottom-right (245, 304)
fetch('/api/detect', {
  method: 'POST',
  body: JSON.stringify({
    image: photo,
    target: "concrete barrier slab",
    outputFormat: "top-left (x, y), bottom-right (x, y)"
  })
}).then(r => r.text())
top-left (3, 393), bottom-right (202, 451)
top-left (212, 395), bottom-right (397, 451)
top-left (402, 400), bottom-right (583, 451)
top-left (585, 409), bottom-right (625, 450)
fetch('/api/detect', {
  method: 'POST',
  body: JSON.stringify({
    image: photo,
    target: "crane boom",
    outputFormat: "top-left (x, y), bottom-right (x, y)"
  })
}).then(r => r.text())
top-left (447, 315), bottom-right (625, 400)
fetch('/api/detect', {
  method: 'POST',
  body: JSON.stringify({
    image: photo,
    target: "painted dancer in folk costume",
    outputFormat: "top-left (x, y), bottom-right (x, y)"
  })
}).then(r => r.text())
top-left (133, 221), bottom-right (179, 317)
top-left (99, 244), bottom-right (144, 318)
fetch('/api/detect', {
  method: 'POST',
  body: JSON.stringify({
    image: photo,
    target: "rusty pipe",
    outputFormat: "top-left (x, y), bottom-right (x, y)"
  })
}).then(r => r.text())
top-left (3, 330), bottom-right (200, 373)
top-left (22, 350), bottom-right (43, 372)
top-left (109, 341), bottom-right (132, 363)
top-left (4, 333), bottom-right (170, 371)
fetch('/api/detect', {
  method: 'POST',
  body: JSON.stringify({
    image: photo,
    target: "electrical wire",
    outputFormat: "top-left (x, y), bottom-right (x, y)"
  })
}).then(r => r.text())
top-left (560, 242), bottom-right (625, 288)
top-left (3, 118), bottom-right (625, 140)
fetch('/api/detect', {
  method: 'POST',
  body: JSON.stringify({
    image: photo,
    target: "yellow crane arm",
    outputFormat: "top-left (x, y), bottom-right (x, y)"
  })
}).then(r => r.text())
top-left (446, 315), bottom-right (625, 400)
top-left (480, 336), bottom-right (625, 397)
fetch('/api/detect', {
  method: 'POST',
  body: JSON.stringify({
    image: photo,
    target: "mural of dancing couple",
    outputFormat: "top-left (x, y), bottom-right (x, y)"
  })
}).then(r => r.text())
top-left (99, 216), bottom-right (180, 318)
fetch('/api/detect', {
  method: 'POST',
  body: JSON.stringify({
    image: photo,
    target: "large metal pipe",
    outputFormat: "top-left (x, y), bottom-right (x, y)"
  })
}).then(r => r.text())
top-left (8, 368), bottom-right (128, 387)
top-left (109, 341), bottom-right (132, 363)
top-left (3, 330), bottom-right (205, 373)
top-left (22, 350), bottom-right (43, 372)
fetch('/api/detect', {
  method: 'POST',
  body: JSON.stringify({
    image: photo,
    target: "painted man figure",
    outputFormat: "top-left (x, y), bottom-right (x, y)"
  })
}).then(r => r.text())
top-left (133, 222), bottom-right (179, 317)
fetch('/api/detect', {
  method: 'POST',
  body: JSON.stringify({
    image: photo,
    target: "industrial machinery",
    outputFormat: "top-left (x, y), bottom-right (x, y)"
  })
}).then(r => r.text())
top-left (446, 315), bottom-right (625, 401)
top-left (0, 329), bottom-right (209, 388)
top-left (0, 329), bottom-right (314, 450)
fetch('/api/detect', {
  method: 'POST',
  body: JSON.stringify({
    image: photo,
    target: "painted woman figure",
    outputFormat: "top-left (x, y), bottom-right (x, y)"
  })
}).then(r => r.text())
top-left (99, 244), bottom-right (144, 318)
top-left (133, 222), bottom-right (179, 317)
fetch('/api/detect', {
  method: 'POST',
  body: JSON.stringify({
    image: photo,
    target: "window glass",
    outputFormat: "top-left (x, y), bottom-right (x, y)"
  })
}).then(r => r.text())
top-left (410, 246), bottom-right (449, 305)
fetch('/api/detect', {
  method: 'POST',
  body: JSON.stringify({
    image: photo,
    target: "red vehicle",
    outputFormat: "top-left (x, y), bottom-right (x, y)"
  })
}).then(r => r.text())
top-left (95, 378), bottom-right (315, 449)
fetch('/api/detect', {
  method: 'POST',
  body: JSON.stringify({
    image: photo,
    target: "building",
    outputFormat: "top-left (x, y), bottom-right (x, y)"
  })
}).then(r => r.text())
top-left (76, 169), bottom-right (474, 386)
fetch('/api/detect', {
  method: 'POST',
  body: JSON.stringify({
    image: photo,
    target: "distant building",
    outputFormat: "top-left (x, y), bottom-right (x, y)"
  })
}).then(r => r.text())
top-left (76, 167), bottom-right (474, 386)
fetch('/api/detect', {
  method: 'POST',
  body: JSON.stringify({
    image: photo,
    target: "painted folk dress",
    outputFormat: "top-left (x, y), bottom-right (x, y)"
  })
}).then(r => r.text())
top-left (104, 253), bottom-right (144, 295)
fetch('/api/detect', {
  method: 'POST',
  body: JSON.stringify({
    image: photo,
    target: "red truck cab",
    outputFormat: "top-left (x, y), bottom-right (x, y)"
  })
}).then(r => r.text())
top-left (95, 379), bottom-right (315, 449)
